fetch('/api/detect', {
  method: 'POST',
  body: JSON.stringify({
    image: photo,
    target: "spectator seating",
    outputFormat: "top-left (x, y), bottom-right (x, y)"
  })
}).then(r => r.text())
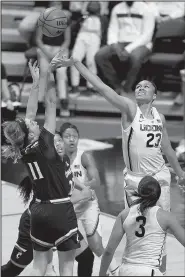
top-left (144, 18), bottom-right (185, 92)
top-left (2, 1), bottom-right (35, 51)
top-left (1, 2), bottom-right (184, 117)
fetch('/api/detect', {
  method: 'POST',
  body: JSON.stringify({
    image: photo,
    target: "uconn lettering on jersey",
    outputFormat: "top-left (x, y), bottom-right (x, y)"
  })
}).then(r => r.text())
top-left (140, 124), bottom-right (162, 132)
top-left (73, 171), bottom-right (82, 178)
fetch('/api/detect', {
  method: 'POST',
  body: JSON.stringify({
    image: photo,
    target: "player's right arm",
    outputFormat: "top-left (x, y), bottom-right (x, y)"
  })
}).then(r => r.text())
top-left (43, 68), bottom-right (57, 135)
top-left (25, 60), bottom-right (39, 121)
top-left (99, 208), bottom-right (129, 276)
top-left (162, 210), bottom-right (185, 247)
top-left (50, 52), bottom-right (137, 118)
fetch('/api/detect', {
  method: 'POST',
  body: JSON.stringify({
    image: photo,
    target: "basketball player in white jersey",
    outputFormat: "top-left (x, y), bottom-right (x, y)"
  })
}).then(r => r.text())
top-left (59, 122), bottom-right (119, 276)
top-left (99, 175), bottom-right (185, 276)
top-left (50, 51), bottom-right (185, 275)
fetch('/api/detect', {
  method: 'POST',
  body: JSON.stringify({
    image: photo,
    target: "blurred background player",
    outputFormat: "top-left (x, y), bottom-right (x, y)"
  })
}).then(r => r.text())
top-left (95, 1), bottom-right (155, 95)
top-left (54, 132), bottom-right (95, 277)
top-left (59, 122), bottom-right (119, 276)
top-left (19, 1), bottom-right (71, 117)
top-left (36, 1), bottom-right (71, 117)
top-left (70, 1), bottom-right (101, 94)
top-left (99, 176), bottom-right (185, 276)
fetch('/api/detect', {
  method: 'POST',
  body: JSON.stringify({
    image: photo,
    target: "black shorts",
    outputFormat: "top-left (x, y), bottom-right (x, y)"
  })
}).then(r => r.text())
top-left (30, 201), bottom-right (80, 251)
top-left (11, 210), bottom-right (33, 268)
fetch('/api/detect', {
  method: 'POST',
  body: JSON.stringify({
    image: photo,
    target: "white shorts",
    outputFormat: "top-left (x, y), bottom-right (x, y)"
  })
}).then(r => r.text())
top-left (119, 264), bottom-right (163, 276)
top-left (123, 166), bottom-right (171, 211)
top-left (77, 199), bottom-right (102, 237)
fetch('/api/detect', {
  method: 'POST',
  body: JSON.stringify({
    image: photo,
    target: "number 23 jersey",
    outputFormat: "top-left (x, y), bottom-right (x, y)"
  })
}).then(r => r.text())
top-left (121, 106), bottom-right (165, 174)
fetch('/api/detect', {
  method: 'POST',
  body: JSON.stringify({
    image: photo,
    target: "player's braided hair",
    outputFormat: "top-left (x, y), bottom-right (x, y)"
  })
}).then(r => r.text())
top-left (131, 176), bottom-right (161, 216)
top-left (2, 119), bottom-right (28, 163)
top-left (18, 176), bottom-right (33, 204)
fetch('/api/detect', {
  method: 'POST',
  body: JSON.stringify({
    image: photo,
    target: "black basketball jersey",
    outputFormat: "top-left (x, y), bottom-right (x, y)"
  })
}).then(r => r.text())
top-left (21, 127), bottom-right (71, 200)
top-left (63, 154), bottom-right (74, 196)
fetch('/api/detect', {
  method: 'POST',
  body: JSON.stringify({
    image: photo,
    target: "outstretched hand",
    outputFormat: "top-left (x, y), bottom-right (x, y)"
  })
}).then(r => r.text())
top-left (50, 50), bottom-right (75, 71)
top-left (28, 59), bottom-right (39, 84)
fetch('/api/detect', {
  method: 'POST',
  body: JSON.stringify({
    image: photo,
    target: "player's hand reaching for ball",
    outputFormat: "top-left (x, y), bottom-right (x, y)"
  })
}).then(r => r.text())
top-left (50, 50), bottom-right (75, 71)
top-left (28, 59), bottom-right (39, 85)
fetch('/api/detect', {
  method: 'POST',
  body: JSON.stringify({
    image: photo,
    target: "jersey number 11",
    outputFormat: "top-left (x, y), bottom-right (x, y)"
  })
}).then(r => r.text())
top-left (28, 162), bottom-right (44, 180)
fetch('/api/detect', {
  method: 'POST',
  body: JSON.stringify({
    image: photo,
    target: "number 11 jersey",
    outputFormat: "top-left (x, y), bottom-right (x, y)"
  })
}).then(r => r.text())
top-left (21, 128), bottom-right (71, 201)
top-left (121, 106), bottom-right (165, 175)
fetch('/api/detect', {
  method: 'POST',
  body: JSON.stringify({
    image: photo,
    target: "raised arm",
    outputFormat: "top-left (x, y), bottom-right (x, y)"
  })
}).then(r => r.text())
top-left (81, 151), bottom-right (100, 189)
top-left (60, 25), bottom-right (71, 51)
top-left (43, 68), bottom-right (57, 135)
top-left (73, 59), bottom-right (136, 117)
top-left (25, 60), bottom-right (40, 121)
top-left (50, 52), bottom-right (137, 118)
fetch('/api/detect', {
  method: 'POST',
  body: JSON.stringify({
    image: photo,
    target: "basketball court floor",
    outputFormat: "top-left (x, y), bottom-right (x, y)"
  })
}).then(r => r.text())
top-left (2, 115), bottom-right (185, 276)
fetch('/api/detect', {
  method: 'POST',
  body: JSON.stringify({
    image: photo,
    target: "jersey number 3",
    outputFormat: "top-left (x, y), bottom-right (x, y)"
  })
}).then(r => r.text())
top-left (135, 216), bottom-right (146, 237)
top-left (28, 162), bottom-right (44, 180)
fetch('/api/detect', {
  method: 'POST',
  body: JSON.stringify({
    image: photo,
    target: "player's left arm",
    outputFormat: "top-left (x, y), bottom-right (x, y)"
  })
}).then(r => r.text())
top-left (43, 68), bottom-right (57, 135)
top-left (99, 209), bottom-right (128, 276)
top-left (61, 25), bottom-right (71, 51)
top-left (81, 151), bottom-right (100, 189)
top-left (160, 113), bottom-right (185, 179)
top-left (25, 60), bottom-right (39, 121)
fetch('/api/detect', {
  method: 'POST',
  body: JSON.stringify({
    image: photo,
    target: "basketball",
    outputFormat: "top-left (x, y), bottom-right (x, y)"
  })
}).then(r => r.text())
top-left (37, 7), bottom-right (68, 37)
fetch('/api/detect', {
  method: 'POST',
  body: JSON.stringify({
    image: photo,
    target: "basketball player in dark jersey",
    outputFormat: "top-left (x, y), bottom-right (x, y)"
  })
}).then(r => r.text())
top-left (2, 59), bottom-right (82, 275)
top-left (1, 165), bottom-right (94, 277)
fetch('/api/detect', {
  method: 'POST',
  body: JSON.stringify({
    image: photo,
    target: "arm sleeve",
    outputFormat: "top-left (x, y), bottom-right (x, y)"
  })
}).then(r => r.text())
top-left (38, 127), bottom-right (57, 160)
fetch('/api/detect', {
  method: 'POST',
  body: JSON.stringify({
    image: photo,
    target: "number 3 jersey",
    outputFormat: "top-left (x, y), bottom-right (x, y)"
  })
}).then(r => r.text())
top-left (21, 127), bottom-right (72, 201)
top-left (121, 106), bottom-right (165, 175)
top-left (122, 204), bottom-right (166, 268)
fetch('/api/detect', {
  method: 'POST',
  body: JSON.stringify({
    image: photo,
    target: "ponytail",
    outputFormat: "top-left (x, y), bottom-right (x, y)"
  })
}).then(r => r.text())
top-left (2, 121), bottom-right (26, 163)
top-left (131, 176), bottom-right (161, 216)
top-left (131, 192), bottom-right (157, 216)
top-left (18, 176), bottom-right (33, 204)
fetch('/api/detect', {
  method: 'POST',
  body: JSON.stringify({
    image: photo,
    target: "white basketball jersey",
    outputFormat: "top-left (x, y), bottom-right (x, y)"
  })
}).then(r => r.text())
top-left (70, 149), bottom-right (88, 184)
top-left (70, 149), bottom-right (89, 215)
top-left (121, 106), bottom-right (165, 174)
top-left (122, 204), bottom-right (166, 268)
